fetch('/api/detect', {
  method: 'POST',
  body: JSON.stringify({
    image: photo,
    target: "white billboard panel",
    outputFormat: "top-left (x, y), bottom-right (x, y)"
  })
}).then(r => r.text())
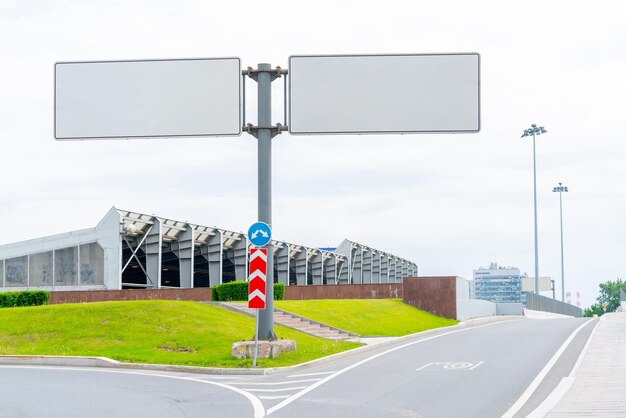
top-left (55, 58), bottom-right (241, 140)
top-left (522, 277), bottom-right (553, 292)
top-left (288, 53), bottom-right (480, 135)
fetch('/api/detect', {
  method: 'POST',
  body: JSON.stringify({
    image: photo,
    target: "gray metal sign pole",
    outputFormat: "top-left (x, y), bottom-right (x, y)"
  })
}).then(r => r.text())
top-left (247, 63), bottom-right (282, 340)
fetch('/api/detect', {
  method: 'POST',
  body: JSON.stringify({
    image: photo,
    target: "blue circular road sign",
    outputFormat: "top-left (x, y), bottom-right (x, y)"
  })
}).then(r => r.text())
top-left (248, 222), bottom-right (272, 247)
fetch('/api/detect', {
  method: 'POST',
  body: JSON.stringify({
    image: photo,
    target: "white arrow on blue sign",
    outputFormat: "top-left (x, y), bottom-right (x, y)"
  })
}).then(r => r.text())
top-left (248, 222), bottom-right (272, 247)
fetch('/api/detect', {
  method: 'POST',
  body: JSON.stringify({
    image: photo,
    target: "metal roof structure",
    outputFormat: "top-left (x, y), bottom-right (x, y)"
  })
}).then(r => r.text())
top-left (0, 207), bottom-right (418, 291)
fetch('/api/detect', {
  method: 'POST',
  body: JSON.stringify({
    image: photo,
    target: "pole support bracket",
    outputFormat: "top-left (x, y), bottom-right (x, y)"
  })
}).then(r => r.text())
top-left (243, 66), bottom-right (288, 80)
top-left (245, 123), bottom-right (285, 138)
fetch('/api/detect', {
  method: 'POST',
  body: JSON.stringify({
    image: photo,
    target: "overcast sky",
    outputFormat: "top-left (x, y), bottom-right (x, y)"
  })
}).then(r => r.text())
top-left (1, 0), bottom-right (625, 308)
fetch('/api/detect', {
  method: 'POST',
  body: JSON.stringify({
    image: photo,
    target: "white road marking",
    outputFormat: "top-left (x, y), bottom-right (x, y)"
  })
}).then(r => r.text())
top-left (0, 365), bottom-right (265, 418)
top-left (569, 317), bottom-right (603, 376)
top-left (259, 395), bottom-right (291, 400)
top-left (244, 386), bottom-right (307, 392)
top-left (287, 371), bottom-right (335, 378)
top-left (266, 322), bottom-right (505, 416)
top-left (241, 378), bottom-right (321, 385)
top-left (415, 362), bottom-right (434, 371)
top-left (416, 361), bottom-right (484, 371)
top-left (525, 377), bottom-right (575, 418)
top-left (469, 361), bottom-right (484, 370)
top-left (500, 318), bottom-right (596, 418)
top-left (525, 316), bottom-right (604, 418)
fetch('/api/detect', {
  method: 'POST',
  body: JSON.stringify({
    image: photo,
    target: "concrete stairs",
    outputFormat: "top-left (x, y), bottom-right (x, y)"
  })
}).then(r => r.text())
top-left (215, 301), bottom-right (357, 341)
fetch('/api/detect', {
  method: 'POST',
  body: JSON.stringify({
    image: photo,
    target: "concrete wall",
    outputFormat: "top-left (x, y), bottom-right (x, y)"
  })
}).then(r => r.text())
top-left (455, 300), bottom-right (523, 320)
top-left (403, 276), bottom-right (458, 319)
top-left (456, 277), bottom-right (471, 299)
top-left (496, 303), bottom-right (524, 316)
top-left (284, 284), bottom-right (403, 300)
top-left (456, 298), bottom-right (496, 320)
top-left (524, 291), bottom-right (582, 317)
top-left (50, 288), bottom-right (211, 304)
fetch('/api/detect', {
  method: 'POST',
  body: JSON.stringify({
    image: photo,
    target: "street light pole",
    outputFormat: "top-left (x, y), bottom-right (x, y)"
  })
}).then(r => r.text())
top-left (553, 182), bottom-right (568, 302)
top-left (521, 124), bottom-right (547, 294)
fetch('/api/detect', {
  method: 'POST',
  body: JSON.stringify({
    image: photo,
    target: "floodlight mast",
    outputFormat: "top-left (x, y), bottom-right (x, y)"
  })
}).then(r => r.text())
top-left (521, 124), bottom-right (547, 295)
top-left (244, 64), bottom-right (286, 340)
top-left (553, 182), bottom-right (568, 302)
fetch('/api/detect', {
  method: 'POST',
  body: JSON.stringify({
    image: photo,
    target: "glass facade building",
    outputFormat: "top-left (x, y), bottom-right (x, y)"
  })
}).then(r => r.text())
top-left (473, 263), bottom-right (527, 303)
top-left (0, 243), bottom-right (104, 289)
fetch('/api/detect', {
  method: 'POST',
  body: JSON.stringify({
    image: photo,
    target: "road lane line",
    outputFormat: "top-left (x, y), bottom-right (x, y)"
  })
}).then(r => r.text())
top-left (259, 395), bottom-right (291, 400)
top-left (241, 378), bottom-right (321, 385)
top-left (415, 362), bottom-right (434, 371)
top-left (266, 322), bottom-right (505, 416)
top-left (499, 318), bottom-right (596, 418)
top-left (287, 371), bottom-right (335, 378)
top-left (0, 365), bottom-right (265, 418)
top-left (525, 377), bottom-right (575, 418)
top-left (525, 316), bottom-right (604, 418)
top-left (244, 386), bottom-right (307, 392)
top-left (569, 316), bottom-right (603, 376)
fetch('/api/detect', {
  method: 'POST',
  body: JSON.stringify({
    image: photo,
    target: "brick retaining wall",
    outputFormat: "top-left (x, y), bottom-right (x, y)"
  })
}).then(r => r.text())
top-left (284, 284), bottom-right (403, 300)
top-left (402, 276), bottom-right (458, 319)
top-left (50, 288), bottom-right (212, 304)
top-left (48, 278), bottom-right (459, 320)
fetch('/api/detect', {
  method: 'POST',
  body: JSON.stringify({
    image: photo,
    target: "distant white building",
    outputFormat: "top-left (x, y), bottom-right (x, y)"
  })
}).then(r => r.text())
top-left (473, 263), bottom-right (527, 303)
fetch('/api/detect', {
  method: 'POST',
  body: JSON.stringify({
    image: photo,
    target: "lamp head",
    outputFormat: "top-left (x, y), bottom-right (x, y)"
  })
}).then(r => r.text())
top-left (521, 124), bottom-right (547, 138)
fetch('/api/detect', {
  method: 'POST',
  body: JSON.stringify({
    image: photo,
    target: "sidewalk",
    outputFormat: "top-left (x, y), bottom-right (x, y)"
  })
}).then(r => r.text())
top-left (545, 312), bottom-right (626, 417)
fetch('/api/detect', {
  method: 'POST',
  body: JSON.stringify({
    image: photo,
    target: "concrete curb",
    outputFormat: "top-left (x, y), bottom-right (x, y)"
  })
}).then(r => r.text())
top-left (0, 355), bottom-right (268, 375)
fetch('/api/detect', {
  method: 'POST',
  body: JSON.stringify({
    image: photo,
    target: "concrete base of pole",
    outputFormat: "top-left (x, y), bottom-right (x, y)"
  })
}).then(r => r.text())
top-left (231, 340), bottom-right (296, 359)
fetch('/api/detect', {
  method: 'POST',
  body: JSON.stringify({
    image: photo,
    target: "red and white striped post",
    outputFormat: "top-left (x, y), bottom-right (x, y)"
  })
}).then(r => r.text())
top-left (248, 247), bottom-right (267, 366)
top-left (248, 248), bottom-right (267, 309)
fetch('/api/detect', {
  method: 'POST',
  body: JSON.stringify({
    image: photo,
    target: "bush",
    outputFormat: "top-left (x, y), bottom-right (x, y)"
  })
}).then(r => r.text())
top-left (274, 283), bottom-right (285, 300)
top-left (215, 281), bottom-right (248, 302)
top-left (0, 290), bottom-right (50, 308)
top-left (212, 281), bottom-right (285, 302)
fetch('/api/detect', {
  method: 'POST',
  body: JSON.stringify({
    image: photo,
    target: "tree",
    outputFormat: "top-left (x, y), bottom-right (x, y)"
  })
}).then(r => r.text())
top-left (584, 278), bottom-right (626, 316)
top-left (597, 279), bottom-right (626, 312)
top-left (583, 303), bottom-right (603, 317)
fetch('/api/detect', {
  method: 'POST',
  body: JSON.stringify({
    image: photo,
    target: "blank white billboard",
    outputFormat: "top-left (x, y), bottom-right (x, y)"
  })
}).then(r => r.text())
top-left (522, 277), bottom-right (553, 292)
top-left (288, 53), bottom-right (480, 135)
top-left (55, 58), bottom-right (241, 140)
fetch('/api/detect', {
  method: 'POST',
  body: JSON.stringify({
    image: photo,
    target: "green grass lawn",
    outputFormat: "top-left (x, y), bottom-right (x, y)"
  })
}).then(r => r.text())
top-left (0, 300), bottom-right (361, 368)
top-left (275, 299), bottom-right (457, 336)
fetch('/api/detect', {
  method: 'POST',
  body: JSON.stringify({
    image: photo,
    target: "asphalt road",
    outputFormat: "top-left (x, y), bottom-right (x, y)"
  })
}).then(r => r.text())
top-left (0, 316), bottom-right (596, 418)
top-left (0, 367), bottom-right (259, 418)
top-left (267, 317), bottom-right (594, 418)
